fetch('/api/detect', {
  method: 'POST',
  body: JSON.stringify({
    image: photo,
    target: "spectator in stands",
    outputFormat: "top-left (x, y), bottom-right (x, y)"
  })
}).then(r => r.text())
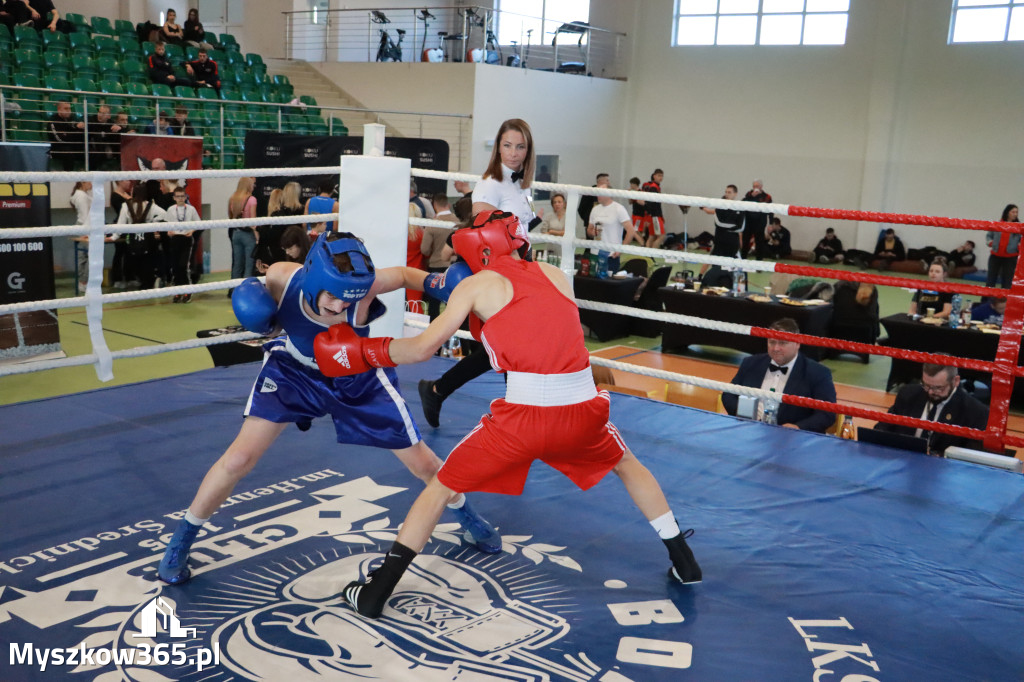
top-left (117, 184), bottom-right (167, 290)
top-left (304, 177), bottom-right (338, 236)
top-left (146, 110), bottom-right (174, 136)
top-left (409, 179), bottom-right (433, 219)
top-left (164, 185), bottom-right (200, 302)
top-left (586, 175), bottom-right (640, 274)
top-left (48, 101), bottom-right (84, 171)
top-left (870, 227), bottom-right (906, 270)
top-left (109, 180), bottom-right (134, 289)
top-left (971, 297), bottom-right (1006, 326)
top-left (577, 172), bottom-right (607, 231)
top-left (0, 1), bottom-right (18, 32)
top-left (279, 225), bottom-right (310, 263)
top-left (764, 217), bottom-right (791, 259)
top-left (160, 8), bottom-right (185, 46)
top-left (148, 41), bottom-right (194, 88)
top-left (187, 47), bottom-right (221, 94)
top-left (114, 111), bottom-right (135, 137)
top-left (874, 364), bottom-right (989, 456)
top-left (812, 227), bottom-right (844, 264)
top-left (721, 317), bottom-right (837, 433)
top-left (70, 181), bottom-right (92, 291)
top-left (255, 182), bottom-right (304, 273)
top-left (986, 205), bottom-right (1020, 290)
top-left (945, 240), bottom-right (977, 277)
top-left (538, 191), bottom-right (567, 237)
top-left (4, 0), bottom-right (68, 32)
top-left (420, 193), bottom-right (458, 320)
top-left (909, 257), bottom-right (953, 320)
top-left (183, 8), bottom-right (213, 50)
top-left (169, 106), bottom-right (195, 136)
top-left (88, 104), bottom-right (123, 170)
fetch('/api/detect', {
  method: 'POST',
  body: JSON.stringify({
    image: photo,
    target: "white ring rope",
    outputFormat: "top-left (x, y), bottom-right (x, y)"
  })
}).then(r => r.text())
top-left (0, 212), bottom-right (340, 240)
top-left (0, 278), bottom-right (253, 316)
top-left (0, 166), bottom-right (349, 183)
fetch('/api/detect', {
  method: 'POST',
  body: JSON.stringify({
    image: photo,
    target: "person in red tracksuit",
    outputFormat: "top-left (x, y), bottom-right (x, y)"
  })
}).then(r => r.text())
top-left (314, 210), bottom-right (702, 619)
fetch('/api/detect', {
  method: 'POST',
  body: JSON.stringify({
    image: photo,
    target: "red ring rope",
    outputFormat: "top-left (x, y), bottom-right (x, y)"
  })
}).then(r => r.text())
top-left (774, 263), bottom-right (1006, 299)
top-left (788, 205), bottom-right (1024, 234)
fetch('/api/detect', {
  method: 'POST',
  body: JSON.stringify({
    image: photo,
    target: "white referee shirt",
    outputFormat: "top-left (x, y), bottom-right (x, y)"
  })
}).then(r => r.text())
top-left (472, 163), bottom-right (535, 242)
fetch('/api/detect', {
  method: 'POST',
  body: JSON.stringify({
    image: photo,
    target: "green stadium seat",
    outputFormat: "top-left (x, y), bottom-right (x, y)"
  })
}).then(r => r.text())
top-left (236, 71), bottom-right (258, 88)
top-left (164, 43), bottom-right (183, 60)
top-left (114, 19), bottom-right (134, 34)
top-left (245, 53), bottom-right (264, 68)
top-left (99, 79), bottom-right (125, 95)
top-left (43, 50), bottom-right (72, 77)
top-left (72, 77), bottom-right (97, 93)
top-left (64, 12), bottom-right (90, 31)
top-left (219, 33), bottom-right (240, 49)
top-left (142, 41), bottom-right (157, 57)
top-left (174, 85), bottom-right (197, 99)
top-left (69, 31), bottom-right (92, 53)
top-left (13, 48), bottom-right (43, 77)
top-left (208, 48), bottom-right (226, 64)
top-left (224, 50), bottom-right (244, 67)
top-left (329, 117), bottom-right (346, 133)
top-left (97, 56), bottom-right (120, 78)
top-left (45, 74), bottom-right (72, 94)
top-left (90, 16), bottom-right (114, 36)
top-left (127, 104), bottom-right (152, 124)
top-left (299, 95), bottom-right (320, 115)
top-left (13, 25), bottom-right (41, 51)
top-left (41, 30), bottom-right (69, 54)
top-left (220, 86), bottom-right (241, 102)
top-left (120, 60), bottom-right (147, 83)
top-left (117, 31), bottom-right (140, 50)
top-left (0, 29), bottom-right (12, 56)
top-left (93, 35), bottom-right (119, 60)
top-left (185, 46), bottom-right (199, 62)
top-left (151, 83), bottom-right (174, 98)
top-left (125, 82), bottom-right (150, 97)
top-left (71, 54), bottom-right (99, 82)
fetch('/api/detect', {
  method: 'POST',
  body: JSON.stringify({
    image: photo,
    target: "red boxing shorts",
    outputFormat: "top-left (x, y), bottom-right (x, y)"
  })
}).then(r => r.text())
top-left (646, 215), bottom-right (666, 236)
top-left (438, 391), bottom-right (626, 495)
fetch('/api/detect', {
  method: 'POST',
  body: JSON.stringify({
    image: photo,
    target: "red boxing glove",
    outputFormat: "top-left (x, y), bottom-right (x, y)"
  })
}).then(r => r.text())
top-left (314, 324), bottom-right (396, 377)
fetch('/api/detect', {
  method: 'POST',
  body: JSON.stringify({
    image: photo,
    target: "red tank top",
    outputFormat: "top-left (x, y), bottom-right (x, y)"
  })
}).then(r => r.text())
top-left (475, 256), bottom-right (590, 374)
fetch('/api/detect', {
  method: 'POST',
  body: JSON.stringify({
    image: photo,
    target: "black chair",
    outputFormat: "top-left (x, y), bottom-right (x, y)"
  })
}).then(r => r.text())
top-left (827, 280), bottom-right (879, 364)
top-left (631, 266), bottom-right (672, 337)
top-left (622, 258), bottom-right (648, 278)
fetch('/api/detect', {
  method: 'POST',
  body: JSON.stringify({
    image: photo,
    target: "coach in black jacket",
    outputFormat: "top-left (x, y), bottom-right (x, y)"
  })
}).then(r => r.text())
top-left (875, 364), bottom-right (989, 455)
top-left (722, 318), bottom-right (837, 433)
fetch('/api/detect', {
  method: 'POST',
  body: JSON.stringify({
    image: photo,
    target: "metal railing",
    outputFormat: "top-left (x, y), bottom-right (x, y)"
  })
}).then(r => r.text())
top-left (0, 85), bottom-right (471, 171)
top-left (283, 5), bottom-right (629, 80)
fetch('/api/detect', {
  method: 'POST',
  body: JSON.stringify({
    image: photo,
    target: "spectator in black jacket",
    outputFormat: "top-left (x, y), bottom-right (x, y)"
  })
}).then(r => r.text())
top-left (88, 104), bottom-right (124, 170)
top-left (871, 228), bottom-right (906, 270)
top-left (812, 227), bottom-right (844, 263)
top-left (577, 172), bottom-right (607, 232)
top-left (186, 48), bottom-right (220, 94)
top-left (48, 101), bottom-right (84, 171)
top-left (148, 41), bottom-right (194, 88)
top-left (765, 217), bottom-right (791, 259)
top-left (183, 8), bottom-right (213, 49)
top-left (169, 106), bottom-right (196, 137)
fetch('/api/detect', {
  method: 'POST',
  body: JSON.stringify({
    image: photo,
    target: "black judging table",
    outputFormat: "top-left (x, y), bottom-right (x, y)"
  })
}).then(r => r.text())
top-left (659, 287), bottom-right (833, 360)
top-left (197, 325), bottom-right (275, 366)
top-left (574, 275), bottom-right (644, 341)
top-left (880, 314), bottom-right (1024, 398)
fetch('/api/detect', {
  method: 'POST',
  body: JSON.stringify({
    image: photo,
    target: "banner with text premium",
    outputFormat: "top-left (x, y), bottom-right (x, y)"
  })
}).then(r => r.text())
top-left (244, 132), bottom-right (449, 216)
top-left (0, 143), bottom-right (59, 361)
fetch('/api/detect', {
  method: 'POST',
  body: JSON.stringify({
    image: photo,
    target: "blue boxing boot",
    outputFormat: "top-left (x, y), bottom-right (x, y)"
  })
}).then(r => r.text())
top-left (158, 518), bottom-right (201, 585)
top-left (448, 496), bottom-right (502, 554)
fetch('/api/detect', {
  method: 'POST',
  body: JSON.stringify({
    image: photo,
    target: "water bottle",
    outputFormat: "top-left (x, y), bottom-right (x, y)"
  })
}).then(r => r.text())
top-left (732, 268), bottom-right (745, 296)
top-left (597, 251), bottom-right (610, 279)
top-left (950, 294), bottom-right (962, 329)
top-left (448, 335), bottom-right (462, 358)
top-left (762, 388), bottom-right (778, 425)
top-left (840, 415), bottom-right (855, 440)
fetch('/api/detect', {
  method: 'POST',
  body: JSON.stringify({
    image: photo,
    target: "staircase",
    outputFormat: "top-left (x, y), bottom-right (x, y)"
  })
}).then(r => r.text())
top-left (263, 58), bottom-right (379, 134)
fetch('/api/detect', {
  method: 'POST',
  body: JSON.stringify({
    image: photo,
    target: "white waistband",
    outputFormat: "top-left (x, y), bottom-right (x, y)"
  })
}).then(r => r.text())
top-left (505, 367), bottom-right (597, 406)
top-left (284, 336), bottom-right (320, 369)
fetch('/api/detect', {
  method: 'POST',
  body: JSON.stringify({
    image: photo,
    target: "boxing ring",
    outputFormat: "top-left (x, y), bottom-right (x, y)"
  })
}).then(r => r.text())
top-left (2, 153), bottom-right (1023, 681)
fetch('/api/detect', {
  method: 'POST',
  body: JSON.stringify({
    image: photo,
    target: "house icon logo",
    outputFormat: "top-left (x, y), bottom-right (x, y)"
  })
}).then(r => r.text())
top-left (132, 597), bottom-right (196, 639)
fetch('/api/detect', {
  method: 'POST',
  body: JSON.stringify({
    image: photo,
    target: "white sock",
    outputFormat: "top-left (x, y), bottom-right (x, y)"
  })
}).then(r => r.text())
top-left (650, 511), bottom-right (680, 540)
top-left (446, 494), bottom-right (466, 510)
top-left (184, 510), bottom-right (209, 526)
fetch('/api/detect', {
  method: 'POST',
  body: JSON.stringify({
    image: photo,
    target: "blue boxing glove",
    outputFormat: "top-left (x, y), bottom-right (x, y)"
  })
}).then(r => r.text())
top-left (232, 277), bottom-right (278, 335)
top-left (423, 261), bottom-right (473, 303)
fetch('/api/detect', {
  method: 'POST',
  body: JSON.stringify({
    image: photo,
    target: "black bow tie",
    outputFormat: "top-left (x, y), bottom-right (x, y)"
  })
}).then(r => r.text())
top-left (769, 363), bottom-right (788, 375)
top-left (510, 170), bottom-right (524, 183)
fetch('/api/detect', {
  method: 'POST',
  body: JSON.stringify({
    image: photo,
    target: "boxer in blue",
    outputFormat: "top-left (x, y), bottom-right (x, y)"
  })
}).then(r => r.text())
top-left (158, 232), bottom-right (498, 585)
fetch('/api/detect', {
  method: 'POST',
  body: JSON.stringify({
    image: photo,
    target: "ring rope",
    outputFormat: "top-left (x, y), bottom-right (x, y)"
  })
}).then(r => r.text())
top-left (0, 278), bottom-right (251, 316)
top-left (0, 212), bottom-right (339, 240)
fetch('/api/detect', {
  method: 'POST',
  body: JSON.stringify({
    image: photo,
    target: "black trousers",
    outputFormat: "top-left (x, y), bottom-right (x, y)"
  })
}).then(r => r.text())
top-left (434, 346), bottom-right (492, 397)
top-left (170, 234), bottom-right (194, 286)
top-left (741, 220), bottom-right (767, 259)
top-left (987, 254), bottom-right (1018, 289)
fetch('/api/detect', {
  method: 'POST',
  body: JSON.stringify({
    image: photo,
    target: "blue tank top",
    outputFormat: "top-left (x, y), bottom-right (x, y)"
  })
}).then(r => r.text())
top-left (277, 268), bottom-right (385, 360)
top-left (307, 195), bottom-right (336, 232)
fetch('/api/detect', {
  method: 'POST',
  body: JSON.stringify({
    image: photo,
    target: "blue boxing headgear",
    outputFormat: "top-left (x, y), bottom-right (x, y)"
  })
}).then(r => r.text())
top-left (301, 233), bottom-right (375, 315)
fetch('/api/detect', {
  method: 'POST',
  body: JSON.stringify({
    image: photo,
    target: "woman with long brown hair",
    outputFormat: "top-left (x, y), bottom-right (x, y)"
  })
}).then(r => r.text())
top-left (228, 177), bottom-right (257, 292)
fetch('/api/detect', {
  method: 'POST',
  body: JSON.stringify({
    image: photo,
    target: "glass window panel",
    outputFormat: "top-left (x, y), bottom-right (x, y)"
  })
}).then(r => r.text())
top-left (678, 0), bottom-right (719, 15)
top-left (956, 0), bottom-right (1008, 6)
top-left (676, 16), bottom-right (718, 44)
top-left (763, 0), bottom-right (805, 13)
top-left (806, 0), bottom-right (849, 11)
top-left (1008, 5), bottom-right (1024, 37)
top-left (719, 0), bottom-right (759, 14)
top-left (543, 0), bottom-right (590, 41)
top-left (951, 7), bottom-right (1009, 41)
top-left (717, 14), bottom-right (758, 43)
top-left (803, 12), bottom-right (848, 43)
top-left (760, 13), bottom-right (803, 43)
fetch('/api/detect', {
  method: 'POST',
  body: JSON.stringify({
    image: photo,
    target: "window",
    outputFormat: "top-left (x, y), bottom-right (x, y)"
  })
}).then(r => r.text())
top-left (673, 0), bottom-right (849, 46)
top-left (497, 0), bottom-right (590, 46)
top-left (949, 0), bottom-right (1024, 43)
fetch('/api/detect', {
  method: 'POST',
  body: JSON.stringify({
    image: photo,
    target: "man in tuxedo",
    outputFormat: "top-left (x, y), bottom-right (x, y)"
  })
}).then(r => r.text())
top-left (875, 363), bottom-right (989, 455)
top-left (722, 318), bottom-right (837, 433)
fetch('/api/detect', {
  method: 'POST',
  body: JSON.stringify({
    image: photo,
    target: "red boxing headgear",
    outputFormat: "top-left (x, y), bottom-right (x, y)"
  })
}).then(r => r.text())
top-left (451, 211), bottom-right (524, 272)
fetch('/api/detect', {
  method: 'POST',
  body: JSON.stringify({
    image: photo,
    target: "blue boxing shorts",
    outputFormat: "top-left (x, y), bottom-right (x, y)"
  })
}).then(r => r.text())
top-left (245, 339), bottom-right (421, 450)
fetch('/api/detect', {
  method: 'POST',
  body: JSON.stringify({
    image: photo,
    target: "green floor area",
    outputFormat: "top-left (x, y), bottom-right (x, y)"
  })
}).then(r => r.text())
top-left (0, 256), bottom-right (961, 406)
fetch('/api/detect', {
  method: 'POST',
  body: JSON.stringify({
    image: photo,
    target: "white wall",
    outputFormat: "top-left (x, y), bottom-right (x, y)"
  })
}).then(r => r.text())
top-left (623, 0), bottom-right (1024, 258)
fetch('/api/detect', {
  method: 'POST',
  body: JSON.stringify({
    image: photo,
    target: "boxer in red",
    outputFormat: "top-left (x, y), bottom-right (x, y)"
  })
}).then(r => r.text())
top-left (315, 211), bottom-right (702, 618)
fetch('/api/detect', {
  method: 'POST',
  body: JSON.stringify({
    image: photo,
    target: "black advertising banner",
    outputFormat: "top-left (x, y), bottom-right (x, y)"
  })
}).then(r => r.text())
top-left (0, 143), bottom-right (60, 360)
top-left (244, 132), bottom-right (449, 216)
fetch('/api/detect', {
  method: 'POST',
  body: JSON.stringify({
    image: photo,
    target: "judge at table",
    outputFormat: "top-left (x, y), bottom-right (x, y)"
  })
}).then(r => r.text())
top-left (722, 317), bottom-right (837, 433)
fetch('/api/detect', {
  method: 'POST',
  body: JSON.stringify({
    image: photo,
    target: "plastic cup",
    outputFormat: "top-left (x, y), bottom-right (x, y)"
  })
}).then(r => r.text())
top-left (926, 307), bottom-right (936, 318)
